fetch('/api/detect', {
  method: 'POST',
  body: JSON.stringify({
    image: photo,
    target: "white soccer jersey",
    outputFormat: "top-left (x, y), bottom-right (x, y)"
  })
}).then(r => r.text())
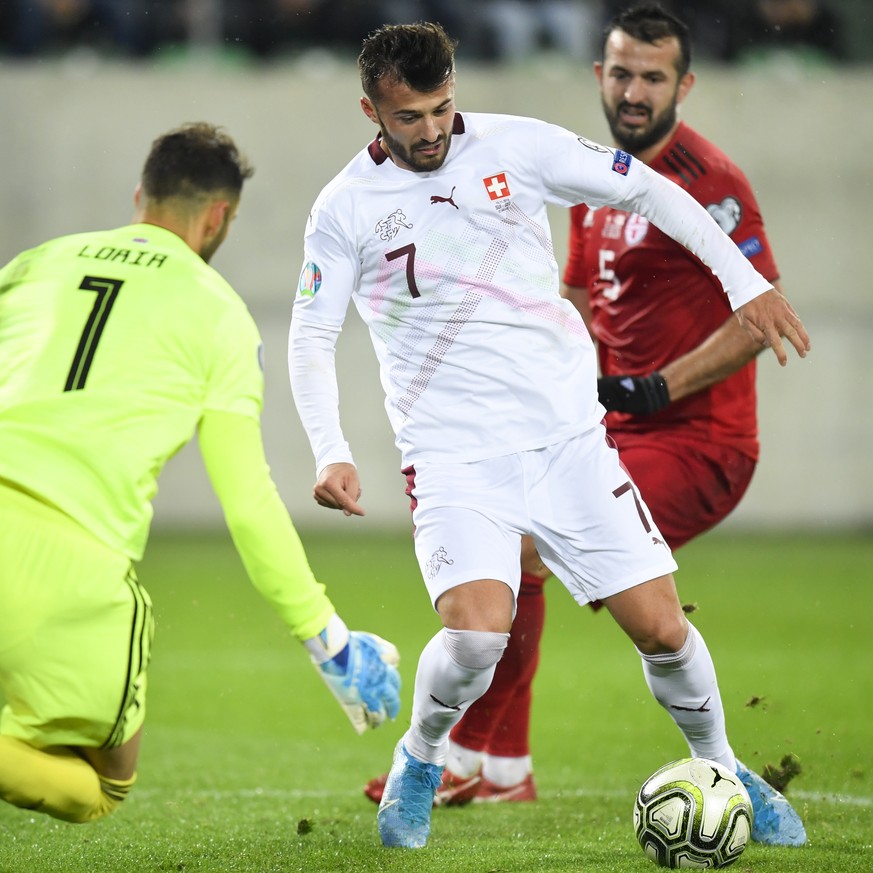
top-left (290, 112), bottom-right (771, 470)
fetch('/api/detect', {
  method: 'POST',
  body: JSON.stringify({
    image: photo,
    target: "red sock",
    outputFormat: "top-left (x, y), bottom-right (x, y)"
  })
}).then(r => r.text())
top-left (449, 573), bottom-right (546, 758)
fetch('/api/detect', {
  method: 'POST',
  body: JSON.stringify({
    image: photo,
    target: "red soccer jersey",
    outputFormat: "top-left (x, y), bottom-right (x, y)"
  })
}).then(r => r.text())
top-left (563, 122), bottom-right (779, 459)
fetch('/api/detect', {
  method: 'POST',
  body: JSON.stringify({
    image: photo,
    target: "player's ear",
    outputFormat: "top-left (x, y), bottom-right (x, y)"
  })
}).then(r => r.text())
top-left (205, 199), bottom-right (230, 237)
top-left (360, 97), bottom-right (379, 125)
top-left (676, 70), bottom-right (695, 106)
top-left (593, 61), bottom-right (604, 86)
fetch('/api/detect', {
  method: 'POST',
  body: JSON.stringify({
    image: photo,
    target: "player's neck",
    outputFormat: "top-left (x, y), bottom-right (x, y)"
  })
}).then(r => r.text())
top-left (131, 205), bottom-right (214, 258)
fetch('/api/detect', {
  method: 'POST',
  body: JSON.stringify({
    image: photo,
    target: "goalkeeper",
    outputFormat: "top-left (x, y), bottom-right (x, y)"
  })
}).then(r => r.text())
top-left (0, 122), bottom-right (401, 825)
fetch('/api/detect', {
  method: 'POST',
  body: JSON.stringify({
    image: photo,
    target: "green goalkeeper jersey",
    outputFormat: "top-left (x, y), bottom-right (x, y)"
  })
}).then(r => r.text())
top-left (0, 223), bottom-right (334, 640)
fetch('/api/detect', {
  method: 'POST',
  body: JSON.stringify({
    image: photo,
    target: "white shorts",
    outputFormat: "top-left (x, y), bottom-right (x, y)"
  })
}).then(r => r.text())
top-left (406, 425), bottom-right (678, 609)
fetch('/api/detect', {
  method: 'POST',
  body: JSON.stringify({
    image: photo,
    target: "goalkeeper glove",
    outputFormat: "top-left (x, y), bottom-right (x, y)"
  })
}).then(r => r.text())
top-left (597, 372), bottom-right (670, 415)
top-left (304, 614), bottom-right (401, 735)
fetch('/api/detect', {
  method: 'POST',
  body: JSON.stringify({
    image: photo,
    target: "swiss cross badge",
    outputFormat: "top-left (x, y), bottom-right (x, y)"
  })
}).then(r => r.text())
top-left (483, 173), bottom-right (511, 200)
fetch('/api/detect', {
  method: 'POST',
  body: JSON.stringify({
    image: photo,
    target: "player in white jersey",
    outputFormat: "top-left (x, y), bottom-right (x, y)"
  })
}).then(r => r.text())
top-left (289, 22), bottom-right (810, 850)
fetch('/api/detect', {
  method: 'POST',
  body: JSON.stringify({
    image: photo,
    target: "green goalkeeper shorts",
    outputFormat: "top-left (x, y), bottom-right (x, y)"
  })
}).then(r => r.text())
top-left (0, 483), bottom-right (153, 749)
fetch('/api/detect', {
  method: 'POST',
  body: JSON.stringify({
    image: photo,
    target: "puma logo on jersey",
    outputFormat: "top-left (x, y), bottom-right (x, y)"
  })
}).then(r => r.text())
top-left (430, 186), bottom-right (458, 208)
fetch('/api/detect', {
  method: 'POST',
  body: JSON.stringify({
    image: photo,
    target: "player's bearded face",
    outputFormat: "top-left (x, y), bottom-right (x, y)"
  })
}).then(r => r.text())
top-left (366, 79), bottom-right (456, 173)
top-left (379, 124), bottom-right (452, 173)
top-left (602, 91), bottom-right (679, 155)
top-left (598, 32), bottom-right (688, 157)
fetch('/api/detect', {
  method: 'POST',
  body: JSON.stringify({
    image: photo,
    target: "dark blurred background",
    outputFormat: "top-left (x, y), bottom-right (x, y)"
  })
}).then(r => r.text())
top-left (0, 0), bottom-right (869, 66)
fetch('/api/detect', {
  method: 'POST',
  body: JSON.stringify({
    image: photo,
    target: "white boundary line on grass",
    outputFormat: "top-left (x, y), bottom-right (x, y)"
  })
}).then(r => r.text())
top-left (793, 790), bottom-right (872, 808)
top-left (133, 787), bottom-right (873, 807)
top-left (556, 788), bottom-right (873, 808)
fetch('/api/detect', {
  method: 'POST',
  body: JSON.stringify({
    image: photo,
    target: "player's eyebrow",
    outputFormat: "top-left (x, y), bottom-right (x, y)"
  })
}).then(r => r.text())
top-left (391, 97), bottom-right (453, 118)
top-left (609, 63), bottom-right (668, 80)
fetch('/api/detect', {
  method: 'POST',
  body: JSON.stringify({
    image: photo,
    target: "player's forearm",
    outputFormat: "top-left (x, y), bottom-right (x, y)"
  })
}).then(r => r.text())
top-left (288, 317), bottom-right (354, 475)
top-left (199, 411), bottom-right (335, 641)
top-left (225, 482), bottom-right (335, 640)
top-left (659, 315), bottom-right (762, 402)
top-left (625, 164), bottom-right (772, 311)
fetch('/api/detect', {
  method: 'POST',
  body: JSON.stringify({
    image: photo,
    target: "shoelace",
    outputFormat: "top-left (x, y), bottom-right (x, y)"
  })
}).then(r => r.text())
top-left (398, 755), bottom-right (443, 826)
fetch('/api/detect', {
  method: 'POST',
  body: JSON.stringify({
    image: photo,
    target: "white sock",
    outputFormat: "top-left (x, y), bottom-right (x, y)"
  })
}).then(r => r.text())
top-left (405, 629), bottom-right (506, 766)
top-left (639, 623), bottom-right (736, 771)
top-left (446, 741), bottom-right (486, 778)
top-left (482, 754), bottom-right (531, 787)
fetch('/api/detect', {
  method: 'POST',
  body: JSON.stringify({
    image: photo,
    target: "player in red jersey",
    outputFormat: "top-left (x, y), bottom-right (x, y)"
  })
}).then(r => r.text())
top-left (364, 2), bottom-right (790, 808)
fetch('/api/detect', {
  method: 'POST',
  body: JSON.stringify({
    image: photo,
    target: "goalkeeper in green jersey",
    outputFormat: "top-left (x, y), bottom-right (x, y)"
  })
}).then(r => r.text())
top-left (0, 122), bottom-right (401, 824)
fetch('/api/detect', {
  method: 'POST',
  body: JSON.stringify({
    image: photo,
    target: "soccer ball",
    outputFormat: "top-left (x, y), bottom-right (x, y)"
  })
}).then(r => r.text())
top-left (633, 758), bottom-right (753, 869)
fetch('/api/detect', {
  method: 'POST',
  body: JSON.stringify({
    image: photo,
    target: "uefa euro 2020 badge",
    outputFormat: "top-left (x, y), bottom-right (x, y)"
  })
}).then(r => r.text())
top-left (298, 261), bottom-right (322, 298)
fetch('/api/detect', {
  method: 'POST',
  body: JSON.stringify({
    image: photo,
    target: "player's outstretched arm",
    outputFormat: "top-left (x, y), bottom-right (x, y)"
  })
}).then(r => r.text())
top-left (198, 410), bottom-right (400, 732)
top-left (616, 163), bottom-right (810, 366)
top-left (734, 287), bottom-right (810, 366)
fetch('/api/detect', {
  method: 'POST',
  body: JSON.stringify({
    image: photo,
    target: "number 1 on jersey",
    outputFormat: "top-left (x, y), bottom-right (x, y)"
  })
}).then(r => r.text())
top-left (65, 276), bottom-right (123, 391)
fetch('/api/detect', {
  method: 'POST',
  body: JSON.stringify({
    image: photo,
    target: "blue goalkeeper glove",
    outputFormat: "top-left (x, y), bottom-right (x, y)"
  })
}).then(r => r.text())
top-left (598, 372), bottom-right (670, 415)
top-left (304, 614), bottom-right (401, 735)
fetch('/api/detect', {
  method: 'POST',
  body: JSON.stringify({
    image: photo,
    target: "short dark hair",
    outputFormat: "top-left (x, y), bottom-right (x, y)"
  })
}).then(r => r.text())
top-left (601, 3), bottom-right (692, 76)
top-left (140, 122), bottom-right (254, 203)
top-left (358, 22), bottom-right (457, 102)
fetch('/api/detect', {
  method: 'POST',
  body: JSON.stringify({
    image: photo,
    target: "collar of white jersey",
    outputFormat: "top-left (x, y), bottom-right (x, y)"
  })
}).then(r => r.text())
top-left (367, 112), bottom-right (466, 167)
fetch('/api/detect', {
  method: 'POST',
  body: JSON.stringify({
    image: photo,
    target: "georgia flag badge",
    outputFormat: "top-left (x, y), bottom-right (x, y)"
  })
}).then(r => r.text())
top-left (483, 172), bottom-right (511, 200)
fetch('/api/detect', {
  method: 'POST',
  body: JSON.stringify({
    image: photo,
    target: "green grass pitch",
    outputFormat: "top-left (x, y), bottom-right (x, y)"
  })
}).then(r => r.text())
top-left (1, 529), bottom-right (871, 872)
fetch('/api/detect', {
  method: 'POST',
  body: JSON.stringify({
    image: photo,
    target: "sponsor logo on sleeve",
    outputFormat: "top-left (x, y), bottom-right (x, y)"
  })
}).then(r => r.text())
top-left (483, 172), bottom-right (511, 200)
top-left (612, 150), bottom-right (633, 175)
top-left (738, 236), bottom-right (764, 258)
top-left (298, 261), bottom-right (322, 298)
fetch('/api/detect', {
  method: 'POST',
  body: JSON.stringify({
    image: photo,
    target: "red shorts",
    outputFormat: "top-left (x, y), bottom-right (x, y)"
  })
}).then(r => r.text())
top-left (610, 430), bottom-right (756, 550)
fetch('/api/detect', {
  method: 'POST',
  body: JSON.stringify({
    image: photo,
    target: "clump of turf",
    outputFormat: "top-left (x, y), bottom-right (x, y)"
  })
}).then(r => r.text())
top-left (762, 754), bottom-right (803, 792)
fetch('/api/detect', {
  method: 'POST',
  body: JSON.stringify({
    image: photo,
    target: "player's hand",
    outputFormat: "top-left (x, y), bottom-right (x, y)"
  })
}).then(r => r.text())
top-left (735, 288), bottom-right (810, 366)
top-left (598, 373), bottom-right (670, 415)
top-left (314, 631), bottom-right (401, 735)
top-left (313, 462), bottom-right (364, 516)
